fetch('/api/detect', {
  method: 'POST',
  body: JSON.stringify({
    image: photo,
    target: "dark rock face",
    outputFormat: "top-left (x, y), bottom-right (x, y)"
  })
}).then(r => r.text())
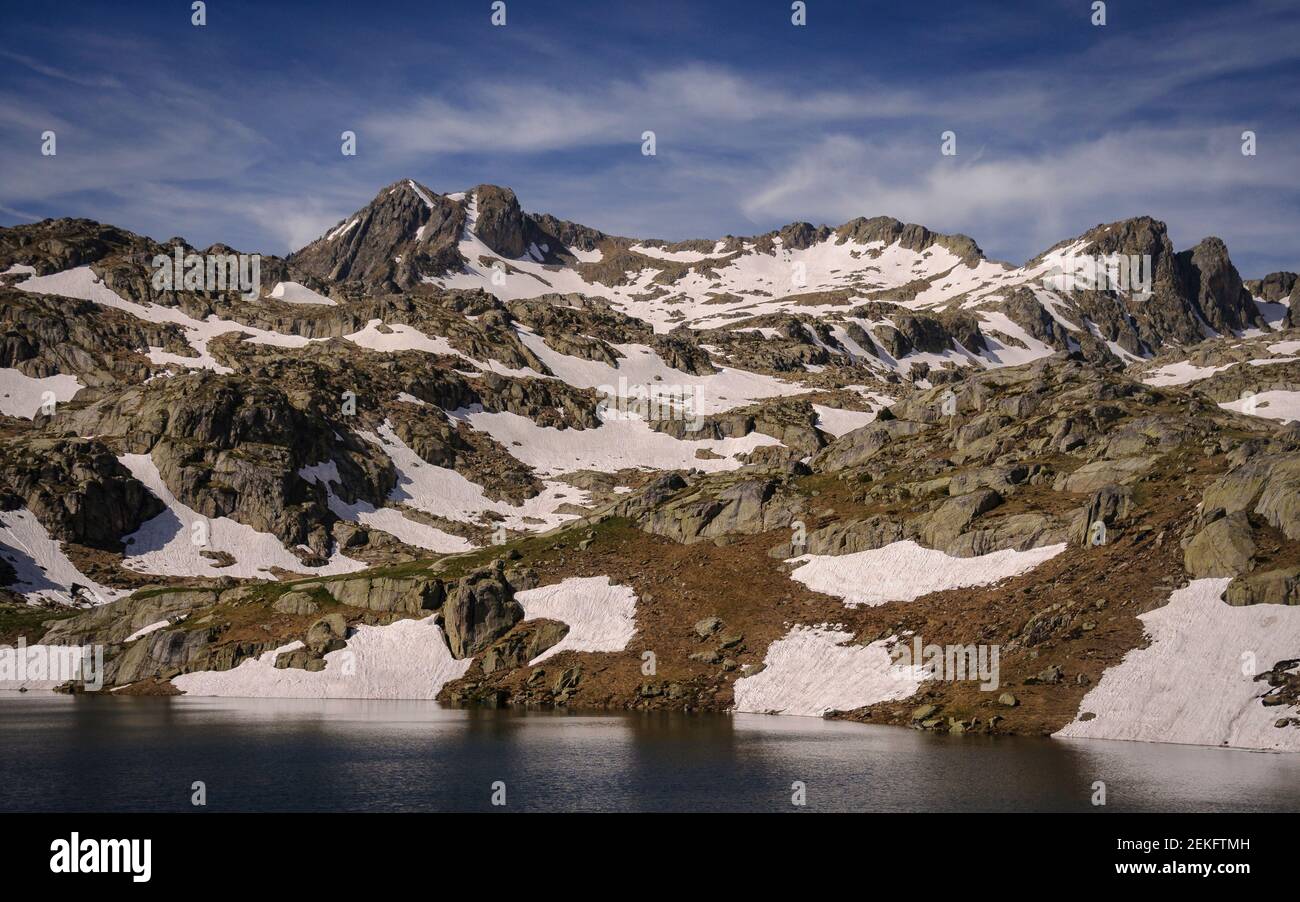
top-left (472, 184), bottom-right (532, 259)
top-left (1250, 271), bottom-right (1298, 302)
top-left (0, 218), bottom-right (139, 274)
top-left (1176, 237), bottom-right (1261, 335)
top-left (0, 289), bottom-right (185, 387)
top-left (51, 372), bottom-right (395, 556)
top-left (442, 562), bottom-right (524, 659)
top-left (0, 436), bottom-right (164, 550)
top-left (288, 179), bottom-right (465, 291)
top-left (998, 288), bottom-right (1075, 351)
top-left (1041, 217), bottom-right (1261, 357)
top-left (479, 620), bottom-right (569, 674)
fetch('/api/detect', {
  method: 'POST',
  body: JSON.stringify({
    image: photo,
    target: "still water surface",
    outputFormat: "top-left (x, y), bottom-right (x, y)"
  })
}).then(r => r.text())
top-left (2, 695), bottom-right (1298, 812)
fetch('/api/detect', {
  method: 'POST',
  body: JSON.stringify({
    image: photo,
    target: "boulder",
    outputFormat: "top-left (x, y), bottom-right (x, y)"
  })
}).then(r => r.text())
top-left (1200, 458), bottom-right (1276, 515)
top-left (1184, 513), bottom-right (1256, 578)
top-left (305, 613), bottom-right (349, 655)
top-left (1226, 567), bottom-right (1300, 607)
top-left (442, 562), bottom-right (524, 659)
top-left (1071, 484), bottom-right (1133, 544)
top-left (921, 489), bottom-right (1003, 549)
top-left (1255, 460), bottom-right (1300, 541)
top-left (272, 591), bottom-right (320, 616)
top-left (1053, 457), bottom-right (1154, 494)
top-left (479, 620), bottom-right (569, 674)
top-left (693, 617), bottom-right (722, 639)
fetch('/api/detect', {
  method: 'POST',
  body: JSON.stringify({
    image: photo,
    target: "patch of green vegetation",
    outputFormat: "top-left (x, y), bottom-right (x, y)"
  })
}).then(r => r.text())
top-left (0, 603), bottom-right (79, 644)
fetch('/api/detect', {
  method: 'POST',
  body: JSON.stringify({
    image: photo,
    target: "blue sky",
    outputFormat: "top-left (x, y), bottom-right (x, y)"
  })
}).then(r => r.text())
top-left (2, 0), bottom-right (1298, 274)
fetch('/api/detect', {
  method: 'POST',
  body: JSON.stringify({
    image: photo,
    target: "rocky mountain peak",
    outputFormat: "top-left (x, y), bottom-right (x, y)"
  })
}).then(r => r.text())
top-left (287, 179), bottom-right (466, 292)
top-left (835, 215), bottom-right (987, 267)
top-left (470, 183), bottom-right (531, 259)
top-left (1176, 235), bottom-right (1261, 335)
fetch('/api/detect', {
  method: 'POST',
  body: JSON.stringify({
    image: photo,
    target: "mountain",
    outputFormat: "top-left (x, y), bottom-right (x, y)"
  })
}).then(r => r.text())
top-left (1, 181), bottom-right (1297, 751)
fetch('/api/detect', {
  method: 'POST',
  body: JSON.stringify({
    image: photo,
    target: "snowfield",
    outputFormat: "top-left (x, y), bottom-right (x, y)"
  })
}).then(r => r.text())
top-left (1219, 390), bottom-right (1300, 424)
top-left (360, 422), bottom-right (584, 532)
top-left (119, 453), bottom-right (365, 579)
top-left (732, 626), bottom-right (925, 716)
top-left (452, 406), bottom-right (781, 477)
top-left (1143, 359), bottom-right (1236, 386)
top-left (788, 540), bottom-right (1067, 606)
top-left (172, 616), bottom-right (470, 699)
top-left (1056, 579), bottom-right (1300, 751)
top-left (0, 508), bottom-right (126, 604)
top-left (0, 369), bottom-right (83, 419)
top-left (15, 266), bottom-right (313, 374)
top-left (515, 576), bottom-right (639, 664)
top-left (269, 281), bottom-right (337, 305)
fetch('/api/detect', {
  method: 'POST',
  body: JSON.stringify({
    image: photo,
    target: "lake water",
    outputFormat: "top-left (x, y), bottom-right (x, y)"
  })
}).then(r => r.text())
top-left (2, 695), bottom-right (1299, 812)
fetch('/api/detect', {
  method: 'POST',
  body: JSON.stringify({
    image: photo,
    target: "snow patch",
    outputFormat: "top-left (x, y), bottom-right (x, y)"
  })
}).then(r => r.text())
top-left (0, 509), bottom-right (126, 604)
top-left (732, 626), bottom-right (925, 716)
top-left (1056, 579), bottom-right (1300, 751)
top-left (172, 616), bottom-right (470, 699)
top-left (516, 576), bottom-right (638, 664)
top-left (269, 281), bottom-right (337, 306)
top-left (1219, 390), bottom-right (1300, 424)
top-left (788, 540), bottom-right (1067, 607)
top-left (0, 370), bottom-right (83, 419)
top-left (120, 453), bottom-right (365, 579)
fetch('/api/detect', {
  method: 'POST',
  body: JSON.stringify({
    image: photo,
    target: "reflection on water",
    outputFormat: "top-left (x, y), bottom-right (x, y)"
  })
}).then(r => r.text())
top-left (1, 695), bottom-right (1298, 812)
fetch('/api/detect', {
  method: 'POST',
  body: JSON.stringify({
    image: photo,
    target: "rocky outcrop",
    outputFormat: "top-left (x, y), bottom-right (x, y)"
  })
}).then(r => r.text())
top-left (1254, 459), bottom-right (1300, 541)
top-left (651, 398), bottom-right (826, 455)
top-left (1176, 237), bottom-right (1261, 335)
top-left (0, 217), bottom-right (139, 275)
top-left (0, 288), bottom-right (185, 387)
top-left (921, 489), bottom-right (1003, 548)
top-left (0, 436), bottom-right (163, 550)
top-left (442, 562), bottom-right (524, 659)
top-left (834, 216), bottom-right (986, 267)
top-left (288, 179), bottom-right (465, 291)
top-left (318, 574), bottom-right (444, 614)
top-left (49, 371), bottom-right (395, 557)
top-left (479, 620), bottom-right (569, 674)
top-left (1247, 271), bottom-right (1297, 302)
top-left (40, 588), bottom-right (218, 647)
top-left (1053, 456), bottom-right (1154, 494)
top-left (813, 419), bottom-right (930, 471)
top-left (642, 478), bottom-right (801, 544)
top-left (1226, 567), bottom-right (1300, 607)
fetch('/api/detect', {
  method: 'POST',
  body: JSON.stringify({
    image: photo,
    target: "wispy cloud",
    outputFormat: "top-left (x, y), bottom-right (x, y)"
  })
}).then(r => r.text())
top-left (0, 0), bottom-right (1296, 274)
